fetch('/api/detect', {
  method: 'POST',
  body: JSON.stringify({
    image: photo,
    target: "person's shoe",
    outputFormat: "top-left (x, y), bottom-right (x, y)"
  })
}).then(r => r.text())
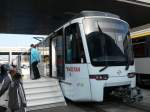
top-left (36, 77), bottom-right (41, 79)
top-left (32, 77), bottom-right (40, 80)
top-left (32, 77), bottom-right (38, 80)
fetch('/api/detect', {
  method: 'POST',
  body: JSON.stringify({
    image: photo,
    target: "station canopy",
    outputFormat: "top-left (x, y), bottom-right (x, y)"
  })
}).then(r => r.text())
top-left (0, 0), bottom-right (150, 34)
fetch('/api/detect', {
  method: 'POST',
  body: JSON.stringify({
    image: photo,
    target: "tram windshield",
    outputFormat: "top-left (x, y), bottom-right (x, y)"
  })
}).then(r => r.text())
top-left (83, 18), bottom-right (134, 66)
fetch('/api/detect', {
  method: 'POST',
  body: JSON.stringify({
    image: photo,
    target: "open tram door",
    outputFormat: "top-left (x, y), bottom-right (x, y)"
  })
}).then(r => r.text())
top-left (49, 29), bottom-right (65, 80)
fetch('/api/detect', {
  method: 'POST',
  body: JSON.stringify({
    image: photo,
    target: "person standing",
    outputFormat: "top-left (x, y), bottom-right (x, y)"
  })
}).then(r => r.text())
top-left (8, 71), bottom-right (26, 112)
top-left (30, 44), bottom-right (41, 79)
top-left (0, 64), bottom-right (12, 112)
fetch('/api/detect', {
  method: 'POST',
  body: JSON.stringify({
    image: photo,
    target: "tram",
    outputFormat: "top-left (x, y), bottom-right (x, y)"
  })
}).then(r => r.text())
top-left (41, 11), bottom-right (142, 102)
top-left (131, 24), bottom-right (150, 86)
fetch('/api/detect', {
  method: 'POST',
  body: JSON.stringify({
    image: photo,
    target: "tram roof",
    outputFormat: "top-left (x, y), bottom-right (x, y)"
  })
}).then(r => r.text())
top-left (131, 23), bottom-right (150, 39)
top-left (71, 11), bottom-right (120, 20)
top-left (131, 24), bottom-right (150, 33)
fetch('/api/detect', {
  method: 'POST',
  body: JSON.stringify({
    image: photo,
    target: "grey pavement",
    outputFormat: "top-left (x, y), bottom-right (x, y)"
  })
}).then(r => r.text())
top-left (29, 88), bottom-right (150, 112)
top-left (29, 105), bottom-right (86, 112)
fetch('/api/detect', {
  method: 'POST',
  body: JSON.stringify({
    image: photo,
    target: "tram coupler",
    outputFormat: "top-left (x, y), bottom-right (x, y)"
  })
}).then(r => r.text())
top-left (111, 87), bottom-right (143, 103)
top-left (128, 87), bottom-right (143, 103)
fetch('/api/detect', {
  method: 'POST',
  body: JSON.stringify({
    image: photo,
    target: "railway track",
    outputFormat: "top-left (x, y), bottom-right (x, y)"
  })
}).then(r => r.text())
top-left (68, 102), bottom-right (107, 112)
top-left (67, 98), bottom-right (150, 112)
top-left (122, 101), bottom-right (150, 112)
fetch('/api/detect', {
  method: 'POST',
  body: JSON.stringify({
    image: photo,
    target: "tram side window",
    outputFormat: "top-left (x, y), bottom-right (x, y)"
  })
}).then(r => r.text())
top-left (146, 37), bottom-right (150, 57)
top-left (132, 36), bottom-right (150, 58)
top-left (65, 23), bottom-right (86, 64)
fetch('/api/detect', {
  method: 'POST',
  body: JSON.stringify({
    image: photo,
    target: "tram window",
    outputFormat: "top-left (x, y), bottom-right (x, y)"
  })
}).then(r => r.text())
top-left (133, 43), bottom-right (145, 58)
top-left (65, 23), bottom-right (86, 64)
top-left (146, 36), bottom-right (150, 57)
top-left (132, 38), bottom-right (147, 58)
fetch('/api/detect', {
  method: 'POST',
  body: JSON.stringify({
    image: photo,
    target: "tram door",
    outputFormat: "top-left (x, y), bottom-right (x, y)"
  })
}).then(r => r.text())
top-left (65, 23), bottom-right (90, 99)
top-left (50, 29), bottom-right (65, 79)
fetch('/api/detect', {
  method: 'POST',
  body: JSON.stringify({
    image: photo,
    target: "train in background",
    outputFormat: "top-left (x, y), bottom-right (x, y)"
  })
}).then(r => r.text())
top-left (37, 11), bottom-right (143, 102)
top-left (131, 24), bottom-right (150, 86)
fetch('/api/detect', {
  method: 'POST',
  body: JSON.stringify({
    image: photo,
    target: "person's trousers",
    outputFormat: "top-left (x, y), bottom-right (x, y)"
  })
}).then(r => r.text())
top-left (32, 61), bottom-right (40, 79)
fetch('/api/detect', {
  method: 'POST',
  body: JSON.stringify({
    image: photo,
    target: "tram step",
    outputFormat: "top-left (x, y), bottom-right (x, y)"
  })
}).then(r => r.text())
top-left (26, 91), bottom-right (63, 100)
top-left (25, 86), bottom-right (60, 94)
top-left (27, 97), bottom-right (65, 107)
top-left (23, 81), bottom-right (58, 89)
top-left (23, 78), bottom-right (56, 83)
top-left (27, 101), bottom-right (66, 111)
top-left (23, 78), bottom-right (66, 111)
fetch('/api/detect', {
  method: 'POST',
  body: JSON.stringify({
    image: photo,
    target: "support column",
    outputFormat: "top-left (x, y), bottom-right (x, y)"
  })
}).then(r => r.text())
top-left (9, 51), bottom-right (12, 64)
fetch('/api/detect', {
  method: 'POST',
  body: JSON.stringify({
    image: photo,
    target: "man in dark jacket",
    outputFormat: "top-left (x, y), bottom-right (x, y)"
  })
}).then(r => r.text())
top-left (0, 64), bottom-right (12, 112)
top-left (8, 72), bottom-right (26, 112)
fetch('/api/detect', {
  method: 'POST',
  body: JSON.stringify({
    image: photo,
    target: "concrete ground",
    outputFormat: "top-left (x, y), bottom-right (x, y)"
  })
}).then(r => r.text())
top-left (1, 87), bottom-right (149, 112)
top-left (29, 87), bottom-right (150, 112)
top-left (29, 105), bottom-right (86, 112)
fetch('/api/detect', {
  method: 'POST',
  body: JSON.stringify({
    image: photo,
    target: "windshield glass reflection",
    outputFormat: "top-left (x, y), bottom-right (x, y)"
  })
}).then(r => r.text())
top-left (83, 18), bottom-right (134, 66)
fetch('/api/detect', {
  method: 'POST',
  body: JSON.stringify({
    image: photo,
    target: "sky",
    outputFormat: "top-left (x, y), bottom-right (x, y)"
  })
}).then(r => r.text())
top-left (0, 33), bottom-right (48, 47)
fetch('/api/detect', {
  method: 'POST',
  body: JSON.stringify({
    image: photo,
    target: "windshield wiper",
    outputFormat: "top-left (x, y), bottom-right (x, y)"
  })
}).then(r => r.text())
top-left (97, 21), bottom-right (102, 33)
top-left (125, 60), bottom-right (130, 70)
top-left (99, 65), bottom-right (108, 72)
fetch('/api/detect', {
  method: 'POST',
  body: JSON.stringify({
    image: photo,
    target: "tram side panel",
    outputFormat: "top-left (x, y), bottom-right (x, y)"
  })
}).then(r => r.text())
top-left (135, 58), bottom-right (150, 75)
top-left (62, 64), bottom-right (92, 101)
top-left (135, 58), bottom-right (150, 85)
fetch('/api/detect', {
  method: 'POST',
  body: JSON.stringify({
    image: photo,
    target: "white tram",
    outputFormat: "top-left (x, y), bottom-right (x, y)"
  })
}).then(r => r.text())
top-left (47, 11), bottom-right (142, 102)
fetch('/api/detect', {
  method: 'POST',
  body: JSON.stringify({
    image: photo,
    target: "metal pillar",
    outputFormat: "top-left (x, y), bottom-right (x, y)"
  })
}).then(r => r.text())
top-left (9, 51), bottom-right (12, 64)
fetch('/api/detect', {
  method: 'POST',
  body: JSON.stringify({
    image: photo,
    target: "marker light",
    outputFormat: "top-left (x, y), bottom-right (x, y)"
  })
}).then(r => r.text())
top-left (127, 73), bottom-right (135, 78)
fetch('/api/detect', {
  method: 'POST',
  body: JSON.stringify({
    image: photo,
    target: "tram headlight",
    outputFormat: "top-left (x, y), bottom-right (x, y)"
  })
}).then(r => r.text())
top-left (127, 73), bottom-right (135, 78)
top-left (89, 74), bottom-right (109, 80)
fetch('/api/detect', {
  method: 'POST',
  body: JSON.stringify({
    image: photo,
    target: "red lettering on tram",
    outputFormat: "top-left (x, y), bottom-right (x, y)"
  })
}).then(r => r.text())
top-left (66, 67), bottom-right (80, 72)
